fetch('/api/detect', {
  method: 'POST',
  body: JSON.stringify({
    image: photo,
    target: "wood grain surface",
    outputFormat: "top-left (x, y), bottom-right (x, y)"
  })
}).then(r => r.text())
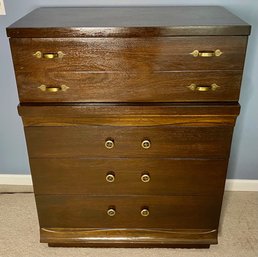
top-left (41, 227), bottom-right (217, 247)
top-left (19, 104), bottom-right (239, 126)
top-left (25, 125), bottom-right (233, 158)
top-left (16, 71), bottom-right (243, 103)
top-left (10, 37), bottom-right (247, 73)
top-left (6, 7), bottom-right (251, 37)
top-left (7, 5), bottom-right (251, 248)
top-left (36, 195), bottom-right (222, 229)
top-left (18, 103), bottom-right (241, 117)
top-left (30, 158), bottom-right (227, 196)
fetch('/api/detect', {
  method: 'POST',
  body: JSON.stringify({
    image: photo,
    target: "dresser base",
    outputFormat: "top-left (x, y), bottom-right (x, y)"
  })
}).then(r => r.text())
top-left (48, 243), bottom-right (210, 248)
top-left (41, 228), bottom-right (217, 248)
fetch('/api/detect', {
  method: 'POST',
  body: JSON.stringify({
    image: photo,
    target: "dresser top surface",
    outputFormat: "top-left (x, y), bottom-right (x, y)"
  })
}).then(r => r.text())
top-left (7, 6), bottom-right (250, 37)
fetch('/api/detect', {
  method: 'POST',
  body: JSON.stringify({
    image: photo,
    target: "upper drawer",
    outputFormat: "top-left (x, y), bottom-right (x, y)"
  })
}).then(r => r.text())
top-left (10, 36), bottom-right (247, 72)
top-left (15, 71), bottom-right (242, 103)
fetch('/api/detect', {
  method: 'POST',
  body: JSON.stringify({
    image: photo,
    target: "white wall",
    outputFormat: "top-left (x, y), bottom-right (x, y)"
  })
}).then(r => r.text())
top-left (0, 0), bottom-right (257, 178)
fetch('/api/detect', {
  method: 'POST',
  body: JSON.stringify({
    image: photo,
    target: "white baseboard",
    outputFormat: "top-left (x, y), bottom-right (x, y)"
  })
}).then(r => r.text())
top-left (0, 175), bottom-right (257, 191)
top-left (0, 174), bottom-right (32, 185)
top-left (225, 179), bottom-right (258, 192)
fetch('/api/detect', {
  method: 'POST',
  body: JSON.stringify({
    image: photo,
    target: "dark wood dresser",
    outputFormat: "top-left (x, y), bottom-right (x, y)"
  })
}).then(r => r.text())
top-left (7, 6), bottom-right (250, 248)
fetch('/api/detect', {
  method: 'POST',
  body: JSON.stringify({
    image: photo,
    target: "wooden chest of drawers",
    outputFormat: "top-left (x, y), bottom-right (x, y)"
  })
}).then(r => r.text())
top-left (7, 6), bottom-right (250, 248)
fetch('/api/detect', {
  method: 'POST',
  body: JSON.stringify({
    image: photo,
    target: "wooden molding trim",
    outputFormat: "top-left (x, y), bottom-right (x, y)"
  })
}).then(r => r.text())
top-left (40, 227), bottom-right (217, 246)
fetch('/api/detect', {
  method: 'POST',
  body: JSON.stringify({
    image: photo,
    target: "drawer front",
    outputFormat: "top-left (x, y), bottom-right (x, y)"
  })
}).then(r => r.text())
top-left (31, 158), bottom-right (227, 196)
top-left (11, 36), bottom-right (247, 72)
top-left (25, 125), bottom-right (233, 158)
top-left (36, 195), bottom-right (221, 229)
top-left (16, 71), bottom-right (242, 103)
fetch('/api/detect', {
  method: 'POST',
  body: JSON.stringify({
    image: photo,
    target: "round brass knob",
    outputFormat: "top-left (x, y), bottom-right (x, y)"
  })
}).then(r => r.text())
top-left (105, 139), bottom-right (114, 149)
top-left (106, 173), bottom-right (115, 183)
top-left (141, 208), bottom-right (150, 217)
top-left (141, 139), bottom-right (151, 149)
top-left (107, 208), bottom-right (116, 217)
top-left (141, 173), bottom-right (150, 183)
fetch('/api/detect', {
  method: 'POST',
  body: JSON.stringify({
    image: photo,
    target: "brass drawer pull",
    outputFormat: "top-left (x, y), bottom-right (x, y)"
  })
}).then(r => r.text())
top-left (187, 83), bottom-right (220, 92)
top-left (141, 173), bottom-right (151, 183)
top-left (33, 51), bottom-right (65, 59)
top-left (107, 208), bottom-right (116, 217)
top-left (106, 173), bottom-right (115, 183)
top-left (141, 139), bottom-right (151, 149)
top-left (105, 139), bottom-right (114, 149)
top-left (141, 208), bottom-right (150, 217)
top-left (190, 49), bottom-right (222, 57)
top-left (38, 84), bottom-right (69, 92)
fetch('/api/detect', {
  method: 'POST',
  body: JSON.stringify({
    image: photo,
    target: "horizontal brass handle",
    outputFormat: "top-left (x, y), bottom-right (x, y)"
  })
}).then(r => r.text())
top-left (105, 139), bottom-right (114, 149)
top-left (38, 84), bottom-right (69, 92)
top-left (190, 49), bottom-right (222, 57)
top-left (33, 51), bottom-right (65, 59)
top-left (106, 173), bottom-right (115, 183)
top-left (107, 208), bottom-right (116, 217)
top-left (141, 208), bottom-right (150, 217)
top-left (141, 173), bottom-right (151, 183)
top-left (187, 83), bottom-right (220, 92)
top-left (141, 139), bottom-right (151, 149)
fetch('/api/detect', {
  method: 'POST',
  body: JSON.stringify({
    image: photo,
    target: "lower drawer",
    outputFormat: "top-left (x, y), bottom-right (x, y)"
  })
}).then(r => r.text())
top-left (31, 158), bottom-right (227, 195)
top-left (36, 195), bottom-right (222, 229)
top-left (25, 125), bottom-right (233, 158)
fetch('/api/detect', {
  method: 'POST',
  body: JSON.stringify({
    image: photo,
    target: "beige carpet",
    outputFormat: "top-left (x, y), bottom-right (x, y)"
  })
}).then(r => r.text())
top-left (0, 186), bottom-right (257, 257)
